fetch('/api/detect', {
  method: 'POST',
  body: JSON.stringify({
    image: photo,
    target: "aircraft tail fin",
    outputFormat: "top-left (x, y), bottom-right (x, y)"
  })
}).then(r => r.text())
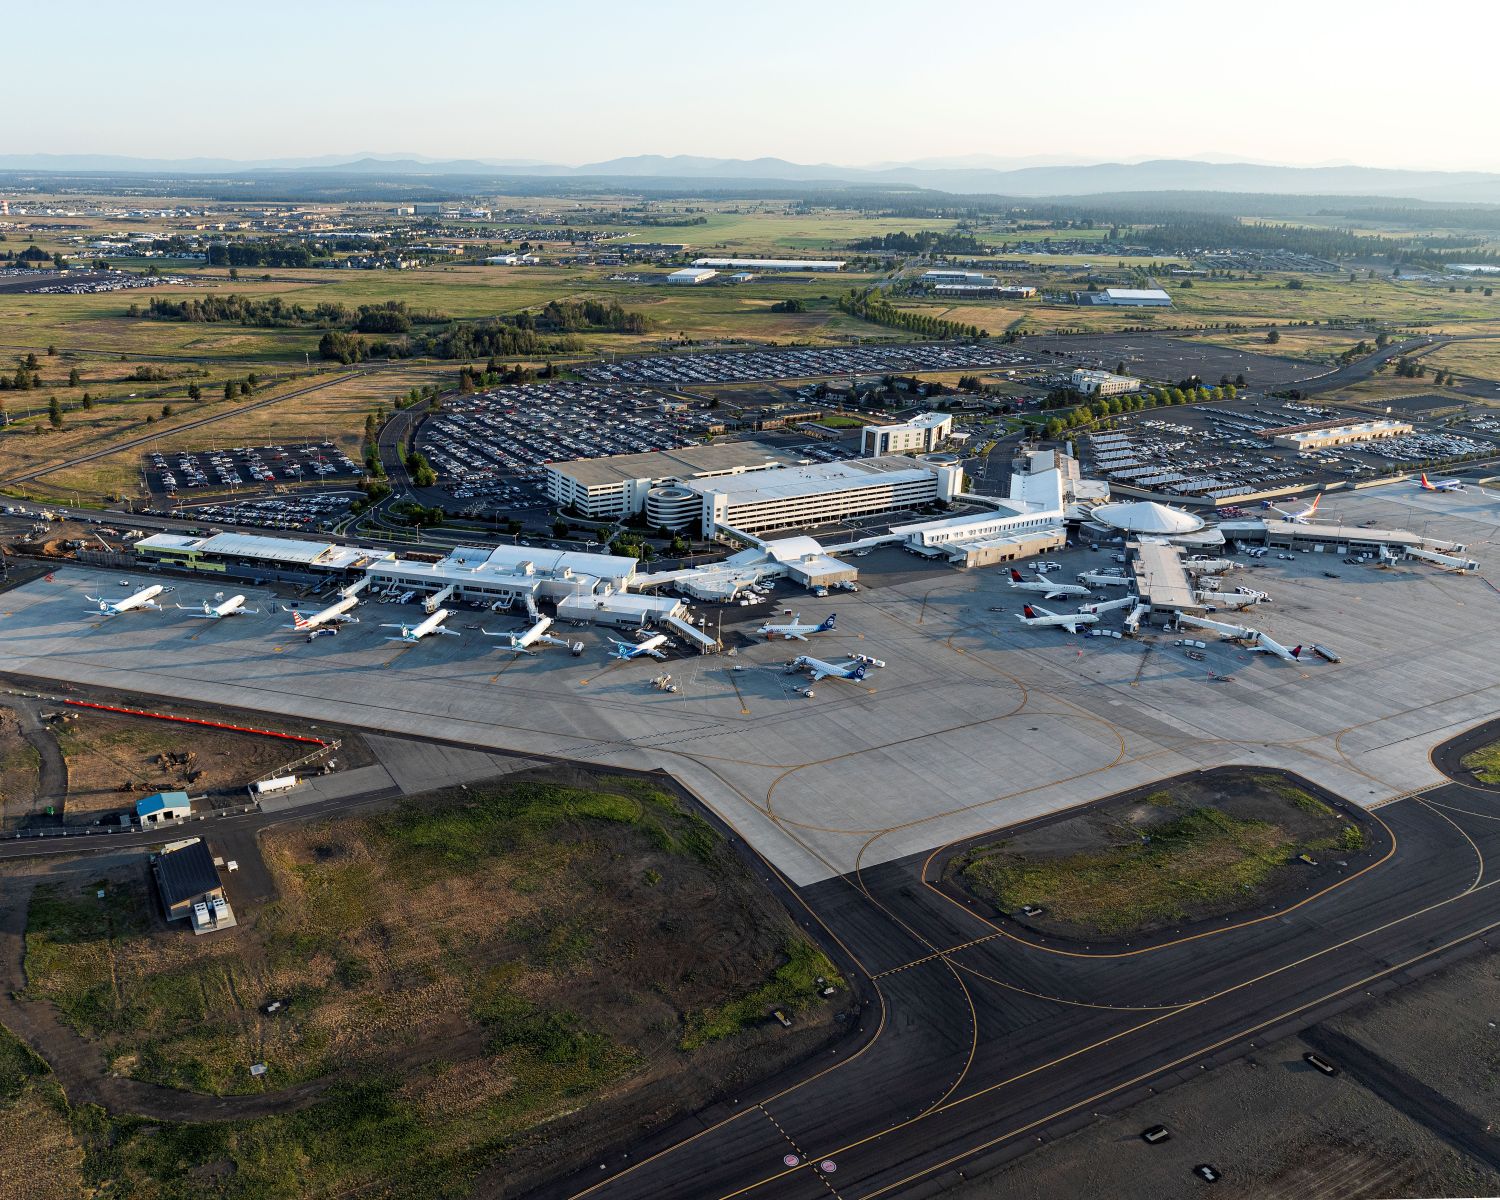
top-left (1023, 605), bottom-right (1038, 619)
top-left (819, 614), bottom-right (836, 631)
top-left (850, 665), bottom-right (867, 681)
top-left (1307, 494), bottom-right (1321, 514)
top-left (1010, 569), bottom-right (1023, 582)
top-left (291, 611), bottom-right (309, 629)
top-left (1290, 645), bottom-right (1303, 659)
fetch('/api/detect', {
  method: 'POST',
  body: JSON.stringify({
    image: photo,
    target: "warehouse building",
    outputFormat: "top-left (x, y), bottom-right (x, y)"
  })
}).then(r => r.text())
top-left (1071, 368), bottom-right (1141, 397)
top-left (861, 412), bottom-right (954, 456)
top-left (1076, 287), bottom-right (1173, 307)
top-left (691, 258), bottom-right (844, 272)
top-left (544, 441), bottom-right (804, 521)
top-left (691, 457), bottom-right (962, 538)
top-left (667, 267), bottom-right (717, 285)
top-left (136, 791), bottom-right (193, 826)
top-left (1268, 418), bottom-right (1412, 452)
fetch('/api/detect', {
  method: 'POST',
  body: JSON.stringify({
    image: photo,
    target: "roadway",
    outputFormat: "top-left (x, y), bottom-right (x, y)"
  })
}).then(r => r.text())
top-left (529, 772), bottom-right (1500, 1200)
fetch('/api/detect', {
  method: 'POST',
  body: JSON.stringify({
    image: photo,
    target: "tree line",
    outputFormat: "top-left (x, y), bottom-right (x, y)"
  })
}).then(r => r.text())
top-left (836, 290), bottom-right (985, 340)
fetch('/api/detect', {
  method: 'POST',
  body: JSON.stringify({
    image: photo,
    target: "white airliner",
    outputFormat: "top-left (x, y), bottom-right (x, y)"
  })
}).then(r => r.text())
top-left (607, 632), bottom-right (668, 661)
top-left (1015, 603), bottom-right (1099, 634)
top-left (1264, 494), bottom-right (1322, 523)
top-left (1009, 569), bottom-right (1091, 600)
top-left (285, 595), bottom-right (360, 631)
top-left (1417, 473), bottom-right (1465, 493)
top-left (757, 613), bottom-right (836, 641)
top-left (1253, 632), bottom-right (1306, 662)
top-left (382, 608), bottom-right (460, 643)
top-left (86, 584), bottom-right (164, 616)
top-left (785, 654), bottom-right (868, 682)
top-left (483, 616), bottom-right (571, 654)
top-left (178, 594), bottom-right (258, 619)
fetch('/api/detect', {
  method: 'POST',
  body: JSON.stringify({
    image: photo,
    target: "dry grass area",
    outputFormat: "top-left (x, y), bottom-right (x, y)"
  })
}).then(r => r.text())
top-left (0, 707), bottom-right (41, 827)
top-left (0, 1087), bottom-right (86, 1200)
top-left (16, 770), bottom-right (846, 1197)
top-left (1427, 339), bottom-right (1500, 383)
top-left (54, 709), bottom-right (308, 817)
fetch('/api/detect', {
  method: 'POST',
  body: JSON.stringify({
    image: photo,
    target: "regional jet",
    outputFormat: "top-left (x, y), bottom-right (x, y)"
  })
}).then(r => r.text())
top-left (382, 608), bottom-right (460, 643)
top-left (1014, 603), bottom-right (1099, 634)
top-left (607, 632), bottom-right (669, 661)
top-left (178, 594), bottom-right (258, 619)
top-left (285, 595), bottom-right (360, 631)
top-left (1263, 493), bottom-right (1322, 523)
top-left (483, 616), bottom-right (571, 654)
top-left (757, 613), bottom-right (836, 641)
top-left (86, 584), bottom-right (164, 616)
top-left (785, 654), bottom-right (868, 682)
top-left (1008, 569), bottom-right (1091, 600)
top-left (1253, 632), bottom-right (1306, 662)
top-left (1417, 473), bottom-right (1466, 493)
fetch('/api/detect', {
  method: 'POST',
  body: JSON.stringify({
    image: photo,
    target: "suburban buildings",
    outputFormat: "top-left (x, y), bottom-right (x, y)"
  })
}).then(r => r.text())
top-left (861, 412), bottom-right (954, 456)
top-left (1070, 368), bottom-right (1142, 397)
top-left (690, 258), bottom-right (844, 272)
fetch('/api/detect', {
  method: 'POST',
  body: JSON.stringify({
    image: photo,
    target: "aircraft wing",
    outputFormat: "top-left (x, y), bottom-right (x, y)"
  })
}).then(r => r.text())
top-left (783, 629), bottom-right (808, 641)
top-left (1043, 588), bottom-right (1070, 600)
top-left (806, 667), bottom-right (829, 681)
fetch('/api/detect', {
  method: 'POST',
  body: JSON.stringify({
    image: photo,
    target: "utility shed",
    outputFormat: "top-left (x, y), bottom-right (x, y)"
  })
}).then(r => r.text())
top-left (136, 791), bottom-right (192, 825)
top-left (153, 837), bottom-right (235, 933)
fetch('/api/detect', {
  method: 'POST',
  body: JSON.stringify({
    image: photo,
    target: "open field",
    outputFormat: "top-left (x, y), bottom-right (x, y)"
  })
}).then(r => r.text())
top-left (10, 768), bottom-right (845, 1196)
top-left (0, 711), bottom-right (41, 828)
top-left (951, 769), bottom-right (1366, 938)
top-left (1427, 337), bottom-right (1500, 382)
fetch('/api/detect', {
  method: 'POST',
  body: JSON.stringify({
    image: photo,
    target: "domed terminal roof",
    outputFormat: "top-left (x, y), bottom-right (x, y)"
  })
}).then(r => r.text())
top-left (1090, 500), bottom-right (1205, 535)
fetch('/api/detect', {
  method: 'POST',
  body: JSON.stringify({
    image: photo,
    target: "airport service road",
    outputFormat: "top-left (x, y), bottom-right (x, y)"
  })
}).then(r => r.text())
top-left (532, 777), bottom-right (1500, 1200)
top-left (0, 488), bottom-right (1497, 886)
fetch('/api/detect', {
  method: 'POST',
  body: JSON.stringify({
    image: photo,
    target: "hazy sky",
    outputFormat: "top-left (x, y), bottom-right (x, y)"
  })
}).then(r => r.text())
top-left (7, 0), bottom-right (1496, 171)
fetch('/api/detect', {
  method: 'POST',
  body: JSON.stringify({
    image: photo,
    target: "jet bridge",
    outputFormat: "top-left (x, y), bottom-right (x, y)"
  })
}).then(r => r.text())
top-left (663, 614), bottom-right (720, 654)
top-left (424, 583), bottom-right (458, 613)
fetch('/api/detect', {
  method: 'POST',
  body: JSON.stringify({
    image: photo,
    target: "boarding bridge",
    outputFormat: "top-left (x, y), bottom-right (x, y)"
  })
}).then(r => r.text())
top-left (663, 614), bottom-right (720, 654)
top-left (523, 591), bottom-right (540, 620)
top-left (1408, 546), bottom-right (1479, 573)
top-left (424, 583), bottom-right (458, 614)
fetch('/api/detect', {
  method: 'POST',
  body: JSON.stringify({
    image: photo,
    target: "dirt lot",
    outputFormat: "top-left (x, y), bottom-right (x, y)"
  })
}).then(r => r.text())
top-left (947, 768), bottom-right (1373, 940)
top-left (957, 949), bottom-right (1500, 1200)
top-left (13, 765), bottom-right (851, 1198)
top-left (52, 707), bottom-right (324, 820)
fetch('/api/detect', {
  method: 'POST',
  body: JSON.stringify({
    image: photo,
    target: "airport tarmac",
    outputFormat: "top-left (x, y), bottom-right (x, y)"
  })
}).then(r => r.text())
top-left (1, 486), bottom-right (1496, 886)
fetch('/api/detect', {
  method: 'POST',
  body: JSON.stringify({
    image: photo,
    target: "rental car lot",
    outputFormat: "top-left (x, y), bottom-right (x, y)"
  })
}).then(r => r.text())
top-left (166, 493), bottom-right (356, 533)
top-left (145, 442), bottom-right (361, 498)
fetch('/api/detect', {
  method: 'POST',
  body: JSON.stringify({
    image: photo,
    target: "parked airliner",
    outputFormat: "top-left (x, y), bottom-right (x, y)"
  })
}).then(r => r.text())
top-left (86, 584), bottom-right (164, 616)
top-left (1015, 603), bottom-right (1099, 634)
top-left (757, 613), bottom-right (836, 641)
top-left (382, 609), bottom-right (460, 643)
top-left (178, 594), bottom-right (258, 619)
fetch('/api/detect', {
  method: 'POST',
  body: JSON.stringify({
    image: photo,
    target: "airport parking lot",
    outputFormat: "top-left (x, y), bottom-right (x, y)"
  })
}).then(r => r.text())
top-left (166, 493), bottom-right (357, 533)
top-left (580, 342), bottom-right (1032, 385)
top-left (1082, 399), bottom-right (1500, 501)
top-left (145, 442), bottom-right (361, 498)
top-left (416, 383), bottom-right (716, 500)
top-left (1019, 331), bottom-right (1319, 387)
top-left (3, 486), bottom-right (1496, 887)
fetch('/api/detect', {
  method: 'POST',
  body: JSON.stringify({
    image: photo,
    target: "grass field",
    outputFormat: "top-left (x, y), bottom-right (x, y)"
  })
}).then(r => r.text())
top-left (1426, 339), bottom-right (1500, 383)
top-left (15, 770), bottom-right (842, 1196)
top-left (1460, 741), bottom-right (1500, 784)
top-left (954, 774), bottom-right (1363, 938)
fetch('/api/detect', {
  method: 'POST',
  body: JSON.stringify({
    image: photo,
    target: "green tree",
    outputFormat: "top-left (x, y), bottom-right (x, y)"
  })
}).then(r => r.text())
top-left (161, 404), bottom-right (173, 418)
top-left (187, 382), bottom-right (201, 401)
top-left (1265, 327), bottom-right (1281, 344)
top-left (47, 395), bottom-right (62, 427)
top-left (66, 367), bottom-right (80, 387)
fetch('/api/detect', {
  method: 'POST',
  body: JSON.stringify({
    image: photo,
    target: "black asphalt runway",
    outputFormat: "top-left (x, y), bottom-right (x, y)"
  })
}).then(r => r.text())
top-left (528, 769), bottom-right (1500, 1200)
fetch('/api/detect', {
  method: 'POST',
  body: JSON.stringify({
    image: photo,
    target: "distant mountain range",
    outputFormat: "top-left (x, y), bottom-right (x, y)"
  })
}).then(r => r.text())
top-left (4, 152), bottom-right (1500, 204)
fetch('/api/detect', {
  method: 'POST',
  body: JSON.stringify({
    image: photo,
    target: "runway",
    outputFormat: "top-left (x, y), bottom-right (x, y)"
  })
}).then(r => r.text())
top-left (529, 773), bottom-right (1500, 1199)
